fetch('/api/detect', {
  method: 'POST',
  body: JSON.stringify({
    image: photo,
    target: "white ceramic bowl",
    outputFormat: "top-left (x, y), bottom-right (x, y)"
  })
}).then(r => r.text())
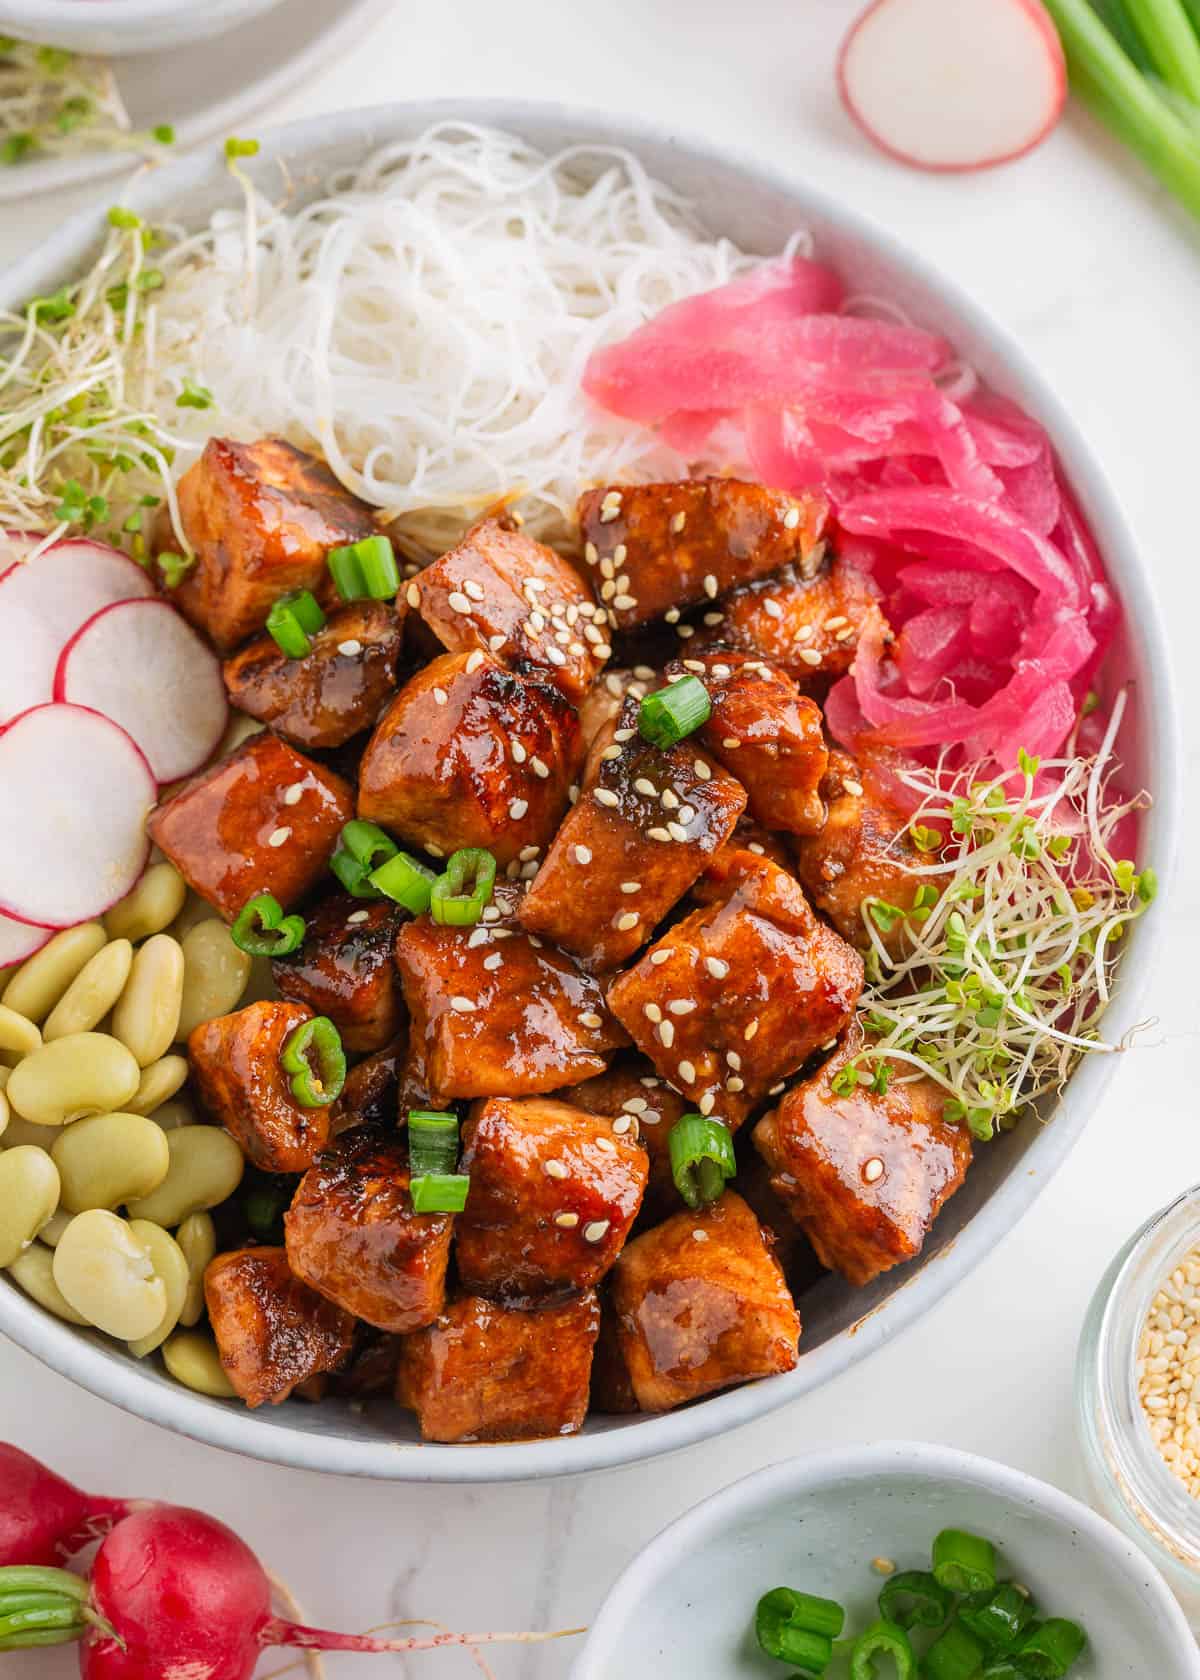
top-left (573, 1442), bottom-right (1200, 1678)
top-left (0, 101), bottom-right (1180, 1482)
top-left (1, 0), bottom-right (290, 57)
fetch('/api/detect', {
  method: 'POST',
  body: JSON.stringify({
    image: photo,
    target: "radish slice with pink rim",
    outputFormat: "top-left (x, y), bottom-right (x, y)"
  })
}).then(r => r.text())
top-left (0, 704), bottom-right (155, 929)
top-left (0, 539), bottom-right (155, 726)
top-left (0, 913), bottom-right (53, 971)
top-left (838, 0), bottom-right (1066, 174)
top-left (55, 599), bottom-right (228, 783)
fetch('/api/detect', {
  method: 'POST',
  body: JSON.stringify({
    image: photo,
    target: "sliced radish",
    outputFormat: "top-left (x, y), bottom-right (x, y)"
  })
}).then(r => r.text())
top-left (0, 913), bottom-right (52, 971)
top-left (0, 539), bottom-right (155, 726)
top-left (838, 0), bottom-right (1066, 173)
top-left (0, 704), bottom-right (155, 929)
top-left (55, 599), bottom-right (228, 783)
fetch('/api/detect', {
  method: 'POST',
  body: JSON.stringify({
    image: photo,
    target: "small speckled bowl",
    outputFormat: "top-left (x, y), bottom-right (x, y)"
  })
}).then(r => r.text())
top-left (572, 1442), bottom-right (1200, 1679)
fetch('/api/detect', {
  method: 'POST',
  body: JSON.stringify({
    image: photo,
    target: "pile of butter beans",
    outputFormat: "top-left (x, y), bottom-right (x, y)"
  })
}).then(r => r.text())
top-left (0, 859), bottom-right (264, 1400)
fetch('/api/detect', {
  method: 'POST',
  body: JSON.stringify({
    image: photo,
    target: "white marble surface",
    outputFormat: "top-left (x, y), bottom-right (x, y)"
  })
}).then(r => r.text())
top-left (2, 2), bottom-right (1200, 1674)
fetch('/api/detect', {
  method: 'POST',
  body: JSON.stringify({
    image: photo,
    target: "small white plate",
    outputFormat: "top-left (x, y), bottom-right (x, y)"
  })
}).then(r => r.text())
top-left (0, 0), bottom-right (394, 204)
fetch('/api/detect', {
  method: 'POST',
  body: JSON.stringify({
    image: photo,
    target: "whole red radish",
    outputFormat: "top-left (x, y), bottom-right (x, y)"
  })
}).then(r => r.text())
top-left (838, 0), bottom-right (1066, 173)
top-left (78, 1505), bottom-right (577, 1678)
top-left (0, 1444), bottom-right (137, 1567)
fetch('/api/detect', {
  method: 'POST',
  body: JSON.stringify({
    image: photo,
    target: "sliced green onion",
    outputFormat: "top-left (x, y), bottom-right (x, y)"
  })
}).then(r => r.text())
top-left (1122, 0), bottom-right (1200, 100)
top-left (410, 1172), bottom-right (470, 1213)
top-left (369, 849), bottom-right (438, 914)
top-left (266, 588), bottom-right (326, 658)
top-left (430, 848), bottom-right (497, 926)
top-left (878, 1570), bottom-right (951, 1631)
top-left (1013, 1619), bottom-right (1087, 1678)
top-left (754, 1588), bottom-right (838, 1672)
top-left (231, 893), bottom-right (306, 958)
top-left (979, 1662), bottom-right (1023, 1680)
top-left (638, 674), bottom-right (712, 749)
top-left (668, 1113), bottom-right (736, 1210)
top-left (280, 1016), bottom-right (346, 1109)
top-left (409, 1110), bottom-right (460, 1176)
top-left (327, 534), bottom-right (400, 601)
top-left (330, 819), bottom-right (400, 898)
top-left (923, 1619), bottom-right (986, 1680)
top-left (932, 1530), bottom-right (997, 1596)
top-left (957, 1585), bottom-right (1035, 1652)
top-left (849, 1618), bottom-right (916, 1680)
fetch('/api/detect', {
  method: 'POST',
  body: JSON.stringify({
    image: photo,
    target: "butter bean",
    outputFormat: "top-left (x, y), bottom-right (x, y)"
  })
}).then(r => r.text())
top-left (43, 940), bottom-right (133, 1041)
top-left (112, 936), bottom-right (184, 1068)
top-left (3, 924), bottom-right (107, 1023)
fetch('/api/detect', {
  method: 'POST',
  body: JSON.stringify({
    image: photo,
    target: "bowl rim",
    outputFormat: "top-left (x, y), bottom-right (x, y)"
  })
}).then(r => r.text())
top-left (1, 0), bottom-right (276, 23)
top-left (0, 96), bottom-right (1181, 1484)
top-left (570, 1439), bottom-right (1200, 1676)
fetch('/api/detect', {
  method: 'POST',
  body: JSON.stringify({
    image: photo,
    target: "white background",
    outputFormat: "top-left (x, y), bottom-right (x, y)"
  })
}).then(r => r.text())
top-left (2, 2), bottom-right (1199, 1674)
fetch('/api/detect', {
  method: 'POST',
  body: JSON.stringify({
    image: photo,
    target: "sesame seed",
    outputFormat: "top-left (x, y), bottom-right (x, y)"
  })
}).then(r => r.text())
top-left (433, 686), bottom-right (448, 705)
top-left (644, 1003), bottom-right (663, 1023)
top-left (613, 594), bottom-right (637, 611)
top-left (712, 663), bottom-right (732, 679)
top-left (670, 510), bottom-right (687, 534)
top-left (783, 505), bottom-right (801, 530)
top-left (872, 1558), bottom-right (896, 1577)
top-left (268, 826), bottom-right (291, 848)
top-left (667, 822), bottom-right (689, 843)
top-left (864, 1158), bottom-right (885, 1184)
top-left (554, 627), bottom-right (571, 646)
top-left (595, 643), bottom-right (613, 658)
top-left (623, 1097), bottom-right (649, 1114)
top-left (579, 1011), bottom-right (603, 1029)
top-left (544, 1158), bottom-right (569, 1180)
top-left (665, 607), bottom-right (681, 624)
top-left (726, 1076), bottom-right (745, 1093)
top-left (519, 844), bottom-right (540, 862)
top-left (448, 591), bottom-right (473, 615)
top-left (405, 583), bottom-right (421, 609)
top-left (634, 777), bottom-right (656, 797)
top-left (282, 781), bottom-right (305, 806)
top-left (584, 542), bottom-right (598, 565)
top-left (613, 543), bottom-right (628, 564)
top-left (450, 996), bottom-right (476, 1013)
top-left (530, 757), bottom-right (550, 778)
top-left (747, 842), bottom-right (765, 855)
top-left (647, 827), bottom-right (671, 843)
top-left (600, 745), bottom-right (622, 762)
top-left (703, 612), bottom-right (725, 628)
top-left (703, 958), bottom-right (729, 981)
top-left (594, 788), bottom-right (620, 809)
top-left (726, 1050), bottom-right (741, 1069)
top-left (676, 624), bottom-right (695, 639)
top-left (573, 846), bottom-right (593, 868)
top-left (660, 788), bottom-right (680, 810)
top-left (569, 641), bottom-right (587, 657)
top-left (744, 1020), bottom-right (760, 1041)
top-left (678, 1059), bottom-right (697, 1083)
top-left (614, 728), bottom-right (635, 743)
top-left (824, 615), bottom-right (848, 631)
top-left (583, 623), bottom-right (603, 645)
top-left (595, 1136), bottom-right (617, 1155)
top-left (799, 649), bottom-right (823, 667)
top-left (483, 952), bottom-right (503, 972)
top-left (489, 633), bottom-right (507, 651)
top-left (763, 599), bottom-right (783, 621)
top-left (346, 910), bottom-right (371, 925)
top-left (612, 1115), bottom-right (633, 1136)
top-left (337, 639), bottom-right (362, 657)
top-left (599, 557), bottom-right (615, 581)
top-left (843, 779), bottom-right (865, 797)
top-left (678, 804), bottom-right (696, 823)
top-left (546, 646), bottom-right (567, 666)
top-left (682, 659), bottom-right (705, 674)
top-left (669, 999), bottom-right (697, 1016)
top-left (604, 674), bottom-right (624, 697)
top-left (703, 574), bottom-right (718, 599)
top-left (521, 861), bottom-right (538, 880)
top-left (694, 759), bottom-right (711, 782)
top-left (659, 1020), bottom-right (676, 1048)
top-left (464, 649), bottom-right (485, 674)
top-left (768, 1081), bottom-right (786, 1095)
top-left (699, 1093), bottom-right (716, 1115)
top-left (795, 624), bottom-right (815, 643)
top-left (692, 1228), bottom-right (709, 1242)
top-left (599, 508), bottom-right (620, 525)
top-left (722, 737), bottom-right (741, 750)
top-left (616, 911), bottom-right (640, 932)
top-left (509, 798), bottom-right (529, 820)
top-left (525, 577), bottom-right (547, 594)
top-left (467, 928), bottom-right (490, 948)
top-left (482, 905), bottom-right (501, 922)
top-left (620, 881), bottom-right (642, 895)
top-left (464, 579), bottom-right (486, 601)
top-left (568, 784), bottom-right (580, 803)
top-left (555, 1212), bottom-right (580, 1229)
top-left (584, 1219), bottom-right (611, 1243)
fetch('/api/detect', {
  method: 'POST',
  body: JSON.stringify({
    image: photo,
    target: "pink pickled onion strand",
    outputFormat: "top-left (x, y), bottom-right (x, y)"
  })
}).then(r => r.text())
top-left (580, 258), bottom-right (1119, 772)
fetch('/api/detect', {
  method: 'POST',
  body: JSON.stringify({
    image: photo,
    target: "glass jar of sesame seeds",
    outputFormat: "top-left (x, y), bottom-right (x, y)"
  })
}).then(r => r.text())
top-left (1075, 1183), bottom-right (1200, 1628)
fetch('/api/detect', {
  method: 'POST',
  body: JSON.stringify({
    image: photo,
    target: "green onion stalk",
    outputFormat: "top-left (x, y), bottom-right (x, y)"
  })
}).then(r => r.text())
top-left (850, 691), bottom-right (1154, 1142)
top-left (1043, 0), bottom-right (1200, 221)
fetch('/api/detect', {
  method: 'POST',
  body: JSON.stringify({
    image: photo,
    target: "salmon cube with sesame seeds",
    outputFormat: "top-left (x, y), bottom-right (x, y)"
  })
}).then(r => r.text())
top-left (606, 853), bottom-right (864, 1124)
top-left (412, 516), bottom-right (608, 704)
top-left (577, 666), bottom-right (654, 749)
top-left (562, 1054), bottom-right (688, 1221)
top-left (204, 1246), bottom-right (356, 1408)
top-left (356, 651), bottom-right (582, 868)
top-left (396, 1289), bottom-right (601, 1443)
top-left (147, 732), bottom-right (354, 921)
top-left (157, 436), bottom-right (378, 652)
top-left (696, 554), bottom-right (887, 686)
top-left (221, 601), bottom-right (406, 751)
top-left (666, 649), bottom-right (828, 836)
top-left (455, 1095), bottom-right (648, 1297)
top-left (577, 478), bottom-right (827, 633)
top-left (189, 1000), bottom-right (334, 1174)
top-left (284, 1126), bottom-right (454, 1333)
top-left (518, 697), bottom-right (746, 971)
top-left (608, 1191), bottom-right (800, 1412)
top-left (792, 751), bottom-right (929, 956)
top-left (271, 894), bottom-right (406, 1053)
top-left (394, 881), bottom-right (627, 1103)
top-left (752, 1024), bottom-right (971, 1288)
